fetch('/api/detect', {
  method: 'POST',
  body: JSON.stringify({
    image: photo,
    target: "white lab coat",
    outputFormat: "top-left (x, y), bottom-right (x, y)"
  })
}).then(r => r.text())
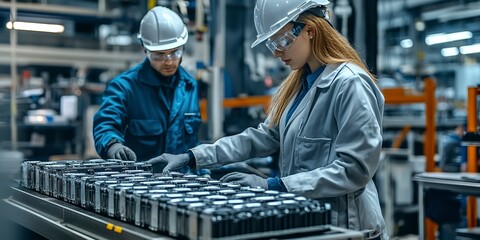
top-left (192, 62), bottom-right (388, 239)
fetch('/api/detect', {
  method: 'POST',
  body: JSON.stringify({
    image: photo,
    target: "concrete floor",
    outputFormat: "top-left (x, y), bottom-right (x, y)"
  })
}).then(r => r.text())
top-left (391, 235), bottom-right (418, 240)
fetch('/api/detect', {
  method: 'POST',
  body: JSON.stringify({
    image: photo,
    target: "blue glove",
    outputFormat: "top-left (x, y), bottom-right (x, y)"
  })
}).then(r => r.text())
top-left (146, 153), bottom-right (190, 173)
top-left (107, 143), bottom-right (137, 161)
top-left (220, 172), bottom-right (267, 189)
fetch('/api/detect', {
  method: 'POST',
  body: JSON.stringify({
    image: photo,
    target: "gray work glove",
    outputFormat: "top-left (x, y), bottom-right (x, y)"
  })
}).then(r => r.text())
top-left (220, 172), bottom-right (267, 189)
top-left (107, 143), bottom-right (137, 161)
top-left (146, 153), bottom-right (189, 173)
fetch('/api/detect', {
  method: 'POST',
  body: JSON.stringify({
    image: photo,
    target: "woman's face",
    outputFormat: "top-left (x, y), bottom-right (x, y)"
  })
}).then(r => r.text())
top-left (270, 23), bottom-right (313, 70)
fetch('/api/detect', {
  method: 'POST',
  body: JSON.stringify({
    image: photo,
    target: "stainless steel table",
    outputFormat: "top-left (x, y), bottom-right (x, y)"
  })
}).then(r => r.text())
top-left (3, 185), bottom-right (365, 240)
top-left (413, 172), bottom-right (480, 239)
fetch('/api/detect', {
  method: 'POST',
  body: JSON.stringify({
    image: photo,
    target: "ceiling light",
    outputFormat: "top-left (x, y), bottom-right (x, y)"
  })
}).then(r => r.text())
top-left (106, 35), bottom-right (133, 46)
top-left (400, 39), bottom-right (413, 48)
top-left (415, 21), bottom-right (425, 32)
top-left (460, 44), bottom-right (480, 55)
top-left (441, 47), bottom-right (459, 57)
top-left (6, 21), bottom-right (64, 33)
top-left (425, 31), bottom-right (472, 45)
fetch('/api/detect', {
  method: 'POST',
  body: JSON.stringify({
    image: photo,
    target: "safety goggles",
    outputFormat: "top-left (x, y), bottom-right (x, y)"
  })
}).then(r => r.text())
top-left (265, 22), bottom-right (306, 54)
top-left (147, 48), bottom-right (183, 62)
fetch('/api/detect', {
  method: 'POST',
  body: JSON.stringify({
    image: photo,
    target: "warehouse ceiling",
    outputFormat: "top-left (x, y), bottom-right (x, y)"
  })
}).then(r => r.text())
top-left (0, 0), bottom-right (145, 50)
top-left (0, 0), bottom-right (153, 72)
top-left (0, 0), bottom-right (479, 80)
top-left (379, 0), bottom-right (480, 73)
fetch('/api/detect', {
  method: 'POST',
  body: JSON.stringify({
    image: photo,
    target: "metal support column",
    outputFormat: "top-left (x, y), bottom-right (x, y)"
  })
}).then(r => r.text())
top-left (9, 0), bottom-right (18, 151)
top-left (208, 0), bottom-right (225, 141)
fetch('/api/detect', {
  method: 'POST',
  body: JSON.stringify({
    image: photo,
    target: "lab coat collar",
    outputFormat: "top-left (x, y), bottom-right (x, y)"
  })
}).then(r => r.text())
top-left (282, 62), bottom-right (346, 131)
top-left (315, 62), bottom-right (347, 88)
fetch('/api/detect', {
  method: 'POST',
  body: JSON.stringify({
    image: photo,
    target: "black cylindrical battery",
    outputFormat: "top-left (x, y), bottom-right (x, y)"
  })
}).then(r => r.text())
top-left (187, 191), bottom-right (211, 198)
top-left (170, 179), bottom-right (189, 186)
top-left (186, 202), bottom-right (207, 240)
top-left (183, 182), bottom-right (202, 190)
top-left (97, 181), bottom-right (118, 214)
top-left (166, 197), bottom-right (183, 237)
top-left (201, 185), bottom-right (221, 193)
top-left (125, 189), bottom-right (147, 223)
top-left (21, 161), bottom-right (40, 189)
top-left (65, 173), bottom-right (86, 203)
top-left (135, 172), bottom-right (153, 178)
top-left (155, 176), bottom-right (174, 181)
top-left (147, 194), bottom-right (166, 231)
top-left (195, 177), bottom-right (210, 183)
top-left (81, 176), bottom-right (107, 209)
top-left (158, 193), bottom-right (184, 232)
top-left (176, 197), bottom-right (201, 238)
top-left (140, 181), bottom-right (166, 188)
top-left (218, 189), bottom-right (236, 196)
top-left (169, 172), bottom-right (184, 178)
top-left (207, 180), bottom-right (221, 185)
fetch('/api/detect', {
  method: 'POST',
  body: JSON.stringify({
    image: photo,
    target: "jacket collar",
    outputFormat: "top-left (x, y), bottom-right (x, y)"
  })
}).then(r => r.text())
top-left (138, 58), bottom-right (195, 87)
top-left (315, 62), bottom-right (347, 88)
top-left (281, 62), bottom-right (346, 130)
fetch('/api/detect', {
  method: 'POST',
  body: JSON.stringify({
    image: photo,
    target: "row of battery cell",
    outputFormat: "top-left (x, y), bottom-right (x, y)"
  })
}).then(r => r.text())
top-left (20, 160), bottom-right (331, 240)
top-left (21, 159), bottom-right (152, 194)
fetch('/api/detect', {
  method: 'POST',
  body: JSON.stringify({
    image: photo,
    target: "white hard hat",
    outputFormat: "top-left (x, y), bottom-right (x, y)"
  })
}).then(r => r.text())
top-left (137, 6), bottom-right (188, 51)
top-left (251, 0), bottom-right (330, 48)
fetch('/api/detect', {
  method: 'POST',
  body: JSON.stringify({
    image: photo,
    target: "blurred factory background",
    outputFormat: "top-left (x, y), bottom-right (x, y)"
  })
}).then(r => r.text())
top-left (1, 0), bottom-right (480, 239)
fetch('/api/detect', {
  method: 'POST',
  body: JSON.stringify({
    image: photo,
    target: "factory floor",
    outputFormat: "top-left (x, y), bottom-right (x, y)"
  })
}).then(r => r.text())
top-left (391, 235), bottom-right (418, 239)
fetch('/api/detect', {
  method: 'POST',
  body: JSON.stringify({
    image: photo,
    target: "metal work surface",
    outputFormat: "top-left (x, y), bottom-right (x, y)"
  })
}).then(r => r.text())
top-left (413, 172), bottom-right (480, 240)
top-left (4, 186), bottom-right (172, 240)
top-left (413, 172), bottom-right (480, 195)
top-left (4, 185), bottom-right (364, 240)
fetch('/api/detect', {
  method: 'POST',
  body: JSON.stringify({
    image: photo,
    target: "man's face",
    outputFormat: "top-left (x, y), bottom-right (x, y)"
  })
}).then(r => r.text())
top-left (146, 47), bottom-right (183, 77)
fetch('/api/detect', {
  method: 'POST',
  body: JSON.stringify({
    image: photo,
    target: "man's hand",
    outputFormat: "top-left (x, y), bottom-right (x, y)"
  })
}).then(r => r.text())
top-left (107, 143), bottom-right (137, 161)
top-left (220, 172), bottom-right (267, 189)
top-left (146, 153), bottom-right (189, 173)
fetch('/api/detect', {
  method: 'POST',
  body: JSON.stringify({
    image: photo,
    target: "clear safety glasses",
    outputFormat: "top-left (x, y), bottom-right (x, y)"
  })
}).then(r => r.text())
top-left (265, 22), bottom-right (306, 54)
top-left (147, 48), bottom-right (184, 63)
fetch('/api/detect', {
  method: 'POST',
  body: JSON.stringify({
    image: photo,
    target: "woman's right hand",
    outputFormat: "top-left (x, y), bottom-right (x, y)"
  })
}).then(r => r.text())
top-left (146, 153), bottom-right (190, 173)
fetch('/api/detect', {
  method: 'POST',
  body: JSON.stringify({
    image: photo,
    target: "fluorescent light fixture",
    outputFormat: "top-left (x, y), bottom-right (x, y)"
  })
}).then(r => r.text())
top-left (400, 39), bottom-right (413, 48)
top-left (425, 31), bottom-right (472, 45)
top-left (6, 21), bottom-right (64, 33)
top-left (441, 47), bottom-right (459, 57)
top-left (106, 35), bottom-right (133, 46)
top-left (415, 21), bottom-right (425, 32)
top-left (460, 43), bottom-right (480, 55)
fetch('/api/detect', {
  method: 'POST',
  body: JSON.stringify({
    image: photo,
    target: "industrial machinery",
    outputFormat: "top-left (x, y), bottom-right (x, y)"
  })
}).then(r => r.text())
top-left (4, 159), bottom-right (364, 240)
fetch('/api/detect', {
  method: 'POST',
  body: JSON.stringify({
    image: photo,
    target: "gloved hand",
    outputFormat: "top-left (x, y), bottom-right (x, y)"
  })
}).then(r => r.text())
top-left (107, 143), bottom-right (137, 161)
top-left (146, 153), bottom-right (190, 173)
top-left (220, 172), bottom-right (267, 189)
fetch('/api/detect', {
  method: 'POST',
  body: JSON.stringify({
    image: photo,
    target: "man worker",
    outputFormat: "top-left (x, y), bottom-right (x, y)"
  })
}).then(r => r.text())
top-left (93, 6), bottom-right (202, 168)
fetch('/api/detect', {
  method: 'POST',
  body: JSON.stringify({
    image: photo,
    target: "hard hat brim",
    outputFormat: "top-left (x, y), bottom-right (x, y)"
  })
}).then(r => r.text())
top-left (144, 38), bottom-right (188, 51)
top-left (142, 33), bottom-right (188, 52)
top-left (251, 22), bottom-right (289, 48)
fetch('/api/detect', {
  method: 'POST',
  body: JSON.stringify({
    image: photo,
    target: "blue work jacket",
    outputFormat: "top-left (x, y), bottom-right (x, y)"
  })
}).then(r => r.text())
top-left (93, 59), bottom-right (202, 161)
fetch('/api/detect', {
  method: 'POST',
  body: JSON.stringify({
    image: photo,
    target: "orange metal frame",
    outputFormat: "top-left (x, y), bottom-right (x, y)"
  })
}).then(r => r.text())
top-left (382, 78), bottom-right (437, 172)
top-left (383, 78), bottom-right (437, 240)
top-left (466, 86), bottom-right (479, 229)
top-left (199, 95), bottom-right (271, 122)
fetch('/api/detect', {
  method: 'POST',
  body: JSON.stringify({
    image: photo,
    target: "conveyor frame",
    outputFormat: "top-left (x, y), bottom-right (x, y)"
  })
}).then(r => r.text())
top-left (4, 186), bottom-right (365, 240)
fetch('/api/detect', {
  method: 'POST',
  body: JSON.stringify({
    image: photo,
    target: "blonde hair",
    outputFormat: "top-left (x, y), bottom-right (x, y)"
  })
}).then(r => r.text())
top-left (267, 13), bottom-right (377, 127)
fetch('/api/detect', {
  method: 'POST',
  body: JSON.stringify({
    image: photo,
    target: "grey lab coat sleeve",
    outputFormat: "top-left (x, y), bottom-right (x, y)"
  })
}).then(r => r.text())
top-left (191, 118), bottom-right (280, 169)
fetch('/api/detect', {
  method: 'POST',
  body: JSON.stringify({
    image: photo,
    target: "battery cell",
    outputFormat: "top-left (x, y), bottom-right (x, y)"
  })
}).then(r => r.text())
top-left (20, 160), bottom-right (332, 239)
